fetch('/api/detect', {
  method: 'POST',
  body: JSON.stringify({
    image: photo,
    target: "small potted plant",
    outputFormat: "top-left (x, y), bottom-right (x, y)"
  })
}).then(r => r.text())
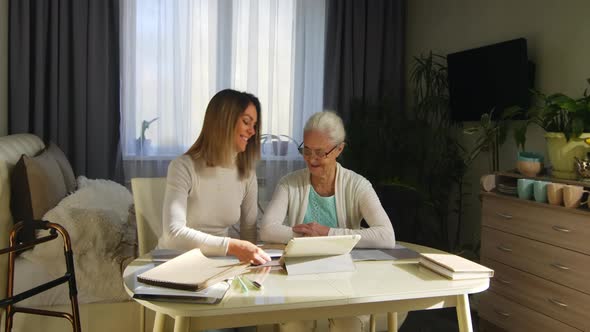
top-left (260, 134), bottom-right (299, 156)
top-left (523, 79), bottom-right (590, 179)
top-left (136, 117), bottom-right (159, 155)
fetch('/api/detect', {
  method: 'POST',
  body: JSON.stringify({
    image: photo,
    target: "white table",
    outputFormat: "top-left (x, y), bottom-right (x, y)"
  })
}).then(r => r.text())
top-left (124, 243), bottom-right (489, 332)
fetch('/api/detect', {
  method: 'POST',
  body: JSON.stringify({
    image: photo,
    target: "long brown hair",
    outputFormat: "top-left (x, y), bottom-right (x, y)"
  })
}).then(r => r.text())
top-left (186, 89), bottom-right (261, 179)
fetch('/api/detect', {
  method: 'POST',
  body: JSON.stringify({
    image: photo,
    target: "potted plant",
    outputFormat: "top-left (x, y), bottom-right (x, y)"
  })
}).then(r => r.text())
top-left (342, 52), bottom-right (469, 252)
top-left (260, 134), bottom-right (299, 156)
top-left (522, 79), bottom-right (590, 179)
top-left (136, 117), bottom-right (159, 155)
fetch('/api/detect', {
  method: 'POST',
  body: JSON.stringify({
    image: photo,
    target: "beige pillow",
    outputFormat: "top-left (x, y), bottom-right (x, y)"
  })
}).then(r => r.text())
top-left (25, 151), bottom-right (68, 218)
top-left (46, 142), bottom-right (77, 193)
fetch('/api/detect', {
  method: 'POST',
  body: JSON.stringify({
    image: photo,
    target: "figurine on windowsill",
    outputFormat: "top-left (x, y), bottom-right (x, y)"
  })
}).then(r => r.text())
top-left (136, 117), bottom-right (159, 156)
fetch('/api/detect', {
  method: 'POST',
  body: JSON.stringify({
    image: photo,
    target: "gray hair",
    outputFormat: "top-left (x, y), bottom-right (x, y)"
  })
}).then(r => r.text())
top-left (304, 111), bottom-right (346, 144)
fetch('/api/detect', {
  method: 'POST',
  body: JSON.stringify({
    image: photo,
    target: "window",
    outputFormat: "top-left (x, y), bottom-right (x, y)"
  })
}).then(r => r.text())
top-left (120, 0), bottom-right (326, 160)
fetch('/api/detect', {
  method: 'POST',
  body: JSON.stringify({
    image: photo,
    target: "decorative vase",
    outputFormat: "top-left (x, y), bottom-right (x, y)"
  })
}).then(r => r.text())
top-left (272, 140), bottom-right (289, 156)
top-left (545, 132), bottom-right (590, 179)
top-left (516, 152), bottom-right (543, 177)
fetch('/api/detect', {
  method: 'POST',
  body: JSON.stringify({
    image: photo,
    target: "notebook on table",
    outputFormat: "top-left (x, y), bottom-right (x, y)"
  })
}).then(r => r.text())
top-left (137, 248), bottom-right (249, 291)
top-left (419, 253), bottom-right (494, 280)
top-left (133, 280), bottom-right (231, 304)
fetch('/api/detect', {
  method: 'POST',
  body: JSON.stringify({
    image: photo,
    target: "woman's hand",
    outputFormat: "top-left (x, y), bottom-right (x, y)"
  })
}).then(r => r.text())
top-left (227, 239), bottom-right (271, 265)
top-left (292, 222), bottom-right (330, 237)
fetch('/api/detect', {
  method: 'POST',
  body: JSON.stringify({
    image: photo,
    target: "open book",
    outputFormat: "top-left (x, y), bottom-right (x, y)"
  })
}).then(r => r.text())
top-left (137, 248), bottom-right (249, 291)
top-left (419, 253), bottom-right (494, 280)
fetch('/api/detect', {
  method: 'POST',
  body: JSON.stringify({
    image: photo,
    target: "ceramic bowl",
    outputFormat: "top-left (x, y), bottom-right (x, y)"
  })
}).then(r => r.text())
top-left (517, 152), bottom-right (544, 177)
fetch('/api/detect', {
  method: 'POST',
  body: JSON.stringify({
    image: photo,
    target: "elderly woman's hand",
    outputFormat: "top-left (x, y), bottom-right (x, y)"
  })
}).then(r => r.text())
top-left (227, 239), bottom-right (271, 265)
top-left (292, 222), bottom-right (330, 237)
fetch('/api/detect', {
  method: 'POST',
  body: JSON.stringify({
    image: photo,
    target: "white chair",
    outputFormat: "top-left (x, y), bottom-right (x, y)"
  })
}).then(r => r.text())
top-left (131, 177), bottom-right (167, 332)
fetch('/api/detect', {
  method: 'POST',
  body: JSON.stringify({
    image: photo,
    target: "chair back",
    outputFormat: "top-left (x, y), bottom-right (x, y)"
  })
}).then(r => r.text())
top-left (131, 177), bottom-right (167, 255)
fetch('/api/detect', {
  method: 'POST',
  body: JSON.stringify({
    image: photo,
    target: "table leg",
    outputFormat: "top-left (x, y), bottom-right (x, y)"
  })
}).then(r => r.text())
top-left (139, 306), bottom-right (144, 332)
top-left (152, 312), bottom-right (166, 332)
top-left (173, 316), bottom-right (190, 332)
top-left (456, 294), bottom-right (473, 332)
top-left (369, 314), bottom-right (376, 332)
top-left (387, 312), bottom-right (398, 332)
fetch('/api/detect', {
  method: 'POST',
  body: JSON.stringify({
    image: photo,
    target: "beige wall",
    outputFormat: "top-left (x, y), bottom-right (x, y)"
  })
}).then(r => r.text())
top-left (406, 0), bottom-right (590, 246)
top-left (0, 0), bottom-right (7, 136)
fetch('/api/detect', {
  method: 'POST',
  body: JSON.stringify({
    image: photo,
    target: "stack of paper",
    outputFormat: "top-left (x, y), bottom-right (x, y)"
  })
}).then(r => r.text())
top-left (137, 248), bottom-right (249, 291)
top-left (419, 253), bottom-right (494, 280)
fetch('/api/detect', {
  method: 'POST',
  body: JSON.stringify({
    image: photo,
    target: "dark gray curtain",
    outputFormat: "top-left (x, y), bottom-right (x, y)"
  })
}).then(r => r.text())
top-left (323, 0), bottom-right (406, 123)
top-left (8, 0), bottom-right (123, 182)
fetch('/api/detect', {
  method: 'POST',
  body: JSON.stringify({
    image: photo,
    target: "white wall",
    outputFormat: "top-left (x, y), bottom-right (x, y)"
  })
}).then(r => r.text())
top-left (0, 0), bottom-right (7, 136)
top-left (406, 0), bottom-right (590, 247)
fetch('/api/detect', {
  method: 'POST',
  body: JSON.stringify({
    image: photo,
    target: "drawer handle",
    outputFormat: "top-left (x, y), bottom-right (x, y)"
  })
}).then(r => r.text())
top-left (495, 212), bottom-right (513, 219)
top-left (494, 309), bottom-right (511, 318)
top-left (551, 263), bottom-right (570, 271)
top-left (497, 245), bottom-right (513, 253)
top-left (548, 298), bottom-right (568, 308)
top-left (496, 278), bottom-right (512, 285)
top-left (552, 225), bottom-right (571, 233)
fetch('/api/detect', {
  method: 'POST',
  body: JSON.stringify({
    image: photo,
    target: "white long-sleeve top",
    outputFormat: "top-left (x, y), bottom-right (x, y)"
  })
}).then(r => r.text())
top-left (259, 163), bottom-right (395, 249)
top-left (158, 155), bottom-right (258, 256)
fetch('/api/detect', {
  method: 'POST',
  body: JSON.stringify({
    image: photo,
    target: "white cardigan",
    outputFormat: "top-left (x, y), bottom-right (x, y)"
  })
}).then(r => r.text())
top-left (260, 163), bottom-right (395, 248)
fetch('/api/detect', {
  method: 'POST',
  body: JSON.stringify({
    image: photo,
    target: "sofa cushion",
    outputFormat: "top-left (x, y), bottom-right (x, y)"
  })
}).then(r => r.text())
top-left (46, 142), bottom-right (77, 193)
top-left (10, 150), bottom-right (68, 243)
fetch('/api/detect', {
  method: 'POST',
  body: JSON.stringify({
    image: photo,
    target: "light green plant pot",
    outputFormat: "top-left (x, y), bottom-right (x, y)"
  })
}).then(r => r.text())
top-left (545, 132), bottom-right (590, 179)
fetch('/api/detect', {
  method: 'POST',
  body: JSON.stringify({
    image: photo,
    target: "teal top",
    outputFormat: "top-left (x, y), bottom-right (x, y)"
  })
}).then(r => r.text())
top-left (303, 186), bottom-right (338, 227)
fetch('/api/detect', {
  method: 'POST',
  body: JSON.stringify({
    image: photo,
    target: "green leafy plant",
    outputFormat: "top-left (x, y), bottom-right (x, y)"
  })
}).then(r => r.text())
top-left (343, 52), bottom-right (469, 252)
top-left (524, 79), bottom-right (590, 141)
top-left (464, 106), bottom-right (521, 170)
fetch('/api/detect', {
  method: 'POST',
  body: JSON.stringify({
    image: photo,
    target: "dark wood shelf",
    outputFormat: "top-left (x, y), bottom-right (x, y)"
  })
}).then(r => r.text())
top-left (496, 170), bottom-right (590, 187)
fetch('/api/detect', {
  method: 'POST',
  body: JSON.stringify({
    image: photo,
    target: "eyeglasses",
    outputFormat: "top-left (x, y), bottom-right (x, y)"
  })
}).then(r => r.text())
top-left (298, 142), bottom-right (341, 159)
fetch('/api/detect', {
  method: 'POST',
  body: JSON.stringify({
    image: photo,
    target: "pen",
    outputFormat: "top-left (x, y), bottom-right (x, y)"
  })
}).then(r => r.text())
top-left (242, 276), bottom-right (263, 290)
top-left (236, 276), bottom-right (249, 294)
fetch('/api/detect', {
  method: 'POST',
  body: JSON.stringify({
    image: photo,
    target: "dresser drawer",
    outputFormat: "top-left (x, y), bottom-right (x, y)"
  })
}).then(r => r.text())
top-left (481, 227), bottom-right (590, 294)
top-left (482, 258), bottom-right (590, 331)
top-left (482, 194), bottom-right (590, 255)
top-left (479, 290), bottom-right (580, 332)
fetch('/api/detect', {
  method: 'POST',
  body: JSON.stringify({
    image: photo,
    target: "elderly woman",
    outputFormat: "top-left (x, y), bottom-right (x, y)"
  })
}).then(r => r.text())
top-left (260, 111), bottom-right (395, 249)
top-left (260, 111), bottom-right (396, 332)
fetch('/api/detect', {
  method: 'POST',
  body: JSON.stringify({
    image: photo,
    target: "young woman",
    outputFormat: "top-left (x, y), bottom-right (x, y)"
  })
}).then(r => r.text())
top-left (159, 89), bottom-right (270, 265)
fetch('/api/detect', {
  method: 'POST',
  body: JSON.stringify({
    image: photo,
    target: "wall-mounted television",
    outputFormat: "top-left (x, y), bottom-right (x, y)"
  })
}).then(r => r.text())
top-left (447, 38), bottom-right (533, 121)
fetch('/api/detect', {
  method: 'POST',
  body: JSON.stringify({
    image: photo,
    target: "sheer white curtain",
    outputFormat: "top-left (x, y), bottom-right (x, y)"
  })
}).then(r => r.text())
top-left (120, 0), bottom-right (325, 201)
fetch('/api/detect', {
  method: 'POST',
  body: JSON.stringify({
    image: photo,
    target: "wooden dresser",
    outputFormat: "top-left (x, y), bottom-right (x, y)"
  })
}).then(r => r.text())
top-left (478, 173), bottom-right (590, 332)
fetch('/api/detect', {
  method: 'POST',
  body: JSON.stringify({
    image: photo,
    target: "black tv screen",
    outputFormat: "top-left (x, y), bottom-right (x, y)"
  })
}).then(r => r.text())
top-left (447, 38), bottom-right (532, 121)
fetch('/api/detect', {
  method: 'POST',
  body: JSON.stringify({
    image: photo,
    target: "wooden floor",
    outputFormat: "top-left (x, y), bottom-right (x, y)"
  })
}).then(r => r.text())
top-left (399, 308), bottom-right (480, 332)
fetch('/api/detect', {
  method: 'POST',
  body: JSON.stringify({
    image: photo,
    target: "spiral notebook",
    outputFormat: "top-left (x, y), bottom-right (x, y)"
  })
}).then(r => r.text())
top-left (137, 248), bottom-right (249, 291)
